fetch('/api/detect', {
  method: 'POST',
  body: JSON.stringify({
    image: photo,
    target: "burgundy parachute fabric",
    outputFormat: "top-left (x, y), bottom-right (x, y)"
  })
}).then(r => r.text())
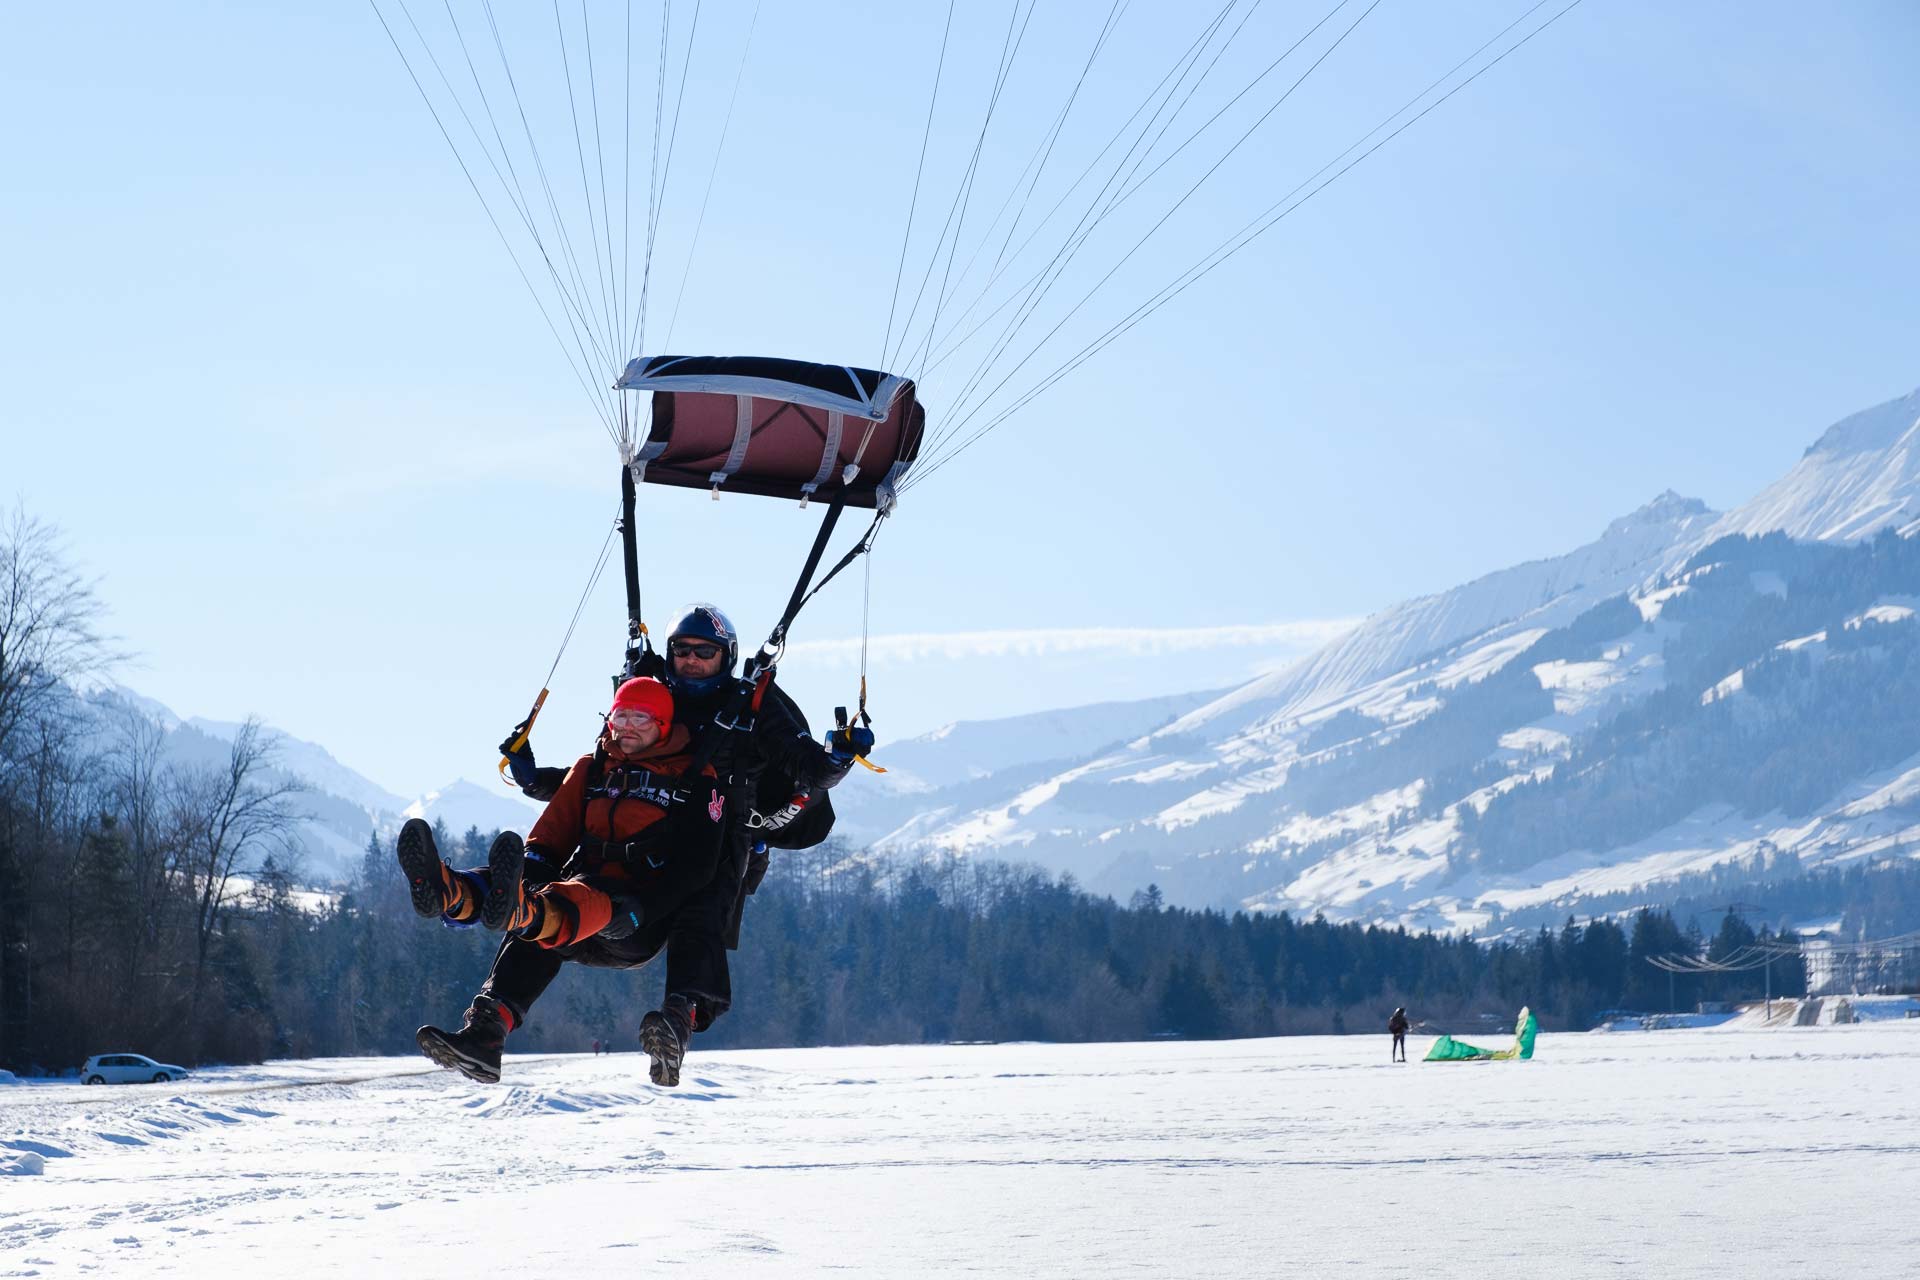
top-left (615, 355), bottom-right (925, 511)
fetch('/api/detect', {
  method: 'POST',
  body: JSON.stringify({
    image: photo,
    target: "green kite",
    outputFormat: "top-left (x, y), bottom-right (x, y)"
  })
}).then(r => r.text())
top-left (1424, 1006), bottom-right (1537, 1062)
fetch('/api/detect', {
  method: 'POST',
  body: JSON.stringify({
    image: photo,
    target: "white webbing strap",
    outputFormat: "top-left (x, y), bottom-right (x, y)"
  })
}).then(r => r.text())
top-left (710, 395), bottom-right (757, 491)
top-left (801, 410), bottom-right (846, 506)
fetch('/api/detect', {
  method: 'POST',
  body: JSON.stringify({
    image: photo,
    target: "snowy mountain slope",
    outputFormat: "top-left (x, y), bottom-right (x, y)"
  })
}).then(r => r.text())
top-left (78, 689), bottom-right (535, 883)
top-left (1693, 388), bottom-right (1920, 547)
top-left (403, 778), bottom-right (542, 837)
top-left (850, 384), bottom-right (1920, 934)
top-left (185, 714), bottom-right (408, 815)
top-left (1154, 490), bottom-right (1716, 744)
top-left (870, 690), bottom-right (1220, 793)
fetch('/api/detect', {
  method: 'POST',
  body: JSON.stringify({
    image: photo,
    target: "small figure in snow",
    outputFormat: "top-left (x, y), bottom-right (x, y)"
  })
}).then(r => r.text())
top-left (399, 676), bottom-right (725, 1086)
top-left (1389, 1007), bottom-right (1411, 1062)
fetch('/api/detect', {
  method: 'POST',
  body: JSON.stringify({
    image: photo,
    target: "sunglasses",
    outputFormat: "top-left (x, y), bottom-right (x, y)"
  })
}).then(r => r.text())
top-left (608, 709), bottom-right (663, 731)
top-left (670, 641), bottom-right (724, 660)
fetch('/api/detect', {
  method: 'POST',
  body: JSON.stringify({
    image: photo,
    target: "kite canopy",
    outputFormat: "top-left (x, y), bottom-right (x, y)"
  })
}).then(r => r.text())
top-left (616, 355), bottom-right (925, 511)
top-left (1423, 1006), bottom-right (1538, 1062)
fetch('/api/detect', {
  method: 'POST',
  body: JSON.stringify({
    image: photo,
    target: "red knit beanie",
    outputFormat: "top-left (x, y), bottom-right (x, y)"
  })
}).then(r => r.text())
top-left (609, 677), bottom-right (673, 733)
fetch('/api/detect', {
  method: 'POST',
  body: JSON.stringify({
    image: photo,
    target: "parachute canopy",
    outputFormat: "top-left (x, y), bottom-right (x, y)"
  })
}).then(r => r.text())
top-left (616, 355), bottom-right (925, 512)
top-left (1423, 1006), bottom-right (1538, 1063)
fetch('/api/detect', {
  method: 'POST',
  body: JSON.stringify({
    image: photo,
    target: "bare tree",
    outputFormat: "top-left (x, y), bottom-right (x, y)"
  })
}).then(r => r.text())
top-left (0, 506), bottom-right (114, 759)
top-left (168, 718), bottom-right (304, 1023)
top-left (0, 505), bottom-right (115, 1071)
top-left (106, 708), bottom-right (180, 1017)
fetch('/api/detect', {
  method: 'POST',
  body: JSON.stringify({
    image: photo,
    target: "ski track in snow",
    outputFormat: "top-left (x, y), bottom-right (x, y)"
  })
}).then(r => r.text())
top-left (3, 1027), bottom-right (1919, 1276)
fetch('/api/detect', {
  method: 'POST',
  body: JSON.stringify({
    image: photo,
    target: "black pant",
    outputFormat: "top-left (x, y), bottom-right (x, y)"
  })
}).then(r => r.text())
top-left (479, 860), bottom-right (741, 1033)
top-left (1391, 1032), bottom-right (1406, 1060)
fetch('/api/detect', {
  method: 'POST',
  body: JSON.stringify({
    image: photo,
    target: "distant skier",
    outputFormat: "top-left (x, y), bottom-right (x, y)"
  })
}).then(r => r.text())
top-left (398, 676), bottom-right (726, 1086)
top-left (1389, 1007), bottom-right (1410, 1062)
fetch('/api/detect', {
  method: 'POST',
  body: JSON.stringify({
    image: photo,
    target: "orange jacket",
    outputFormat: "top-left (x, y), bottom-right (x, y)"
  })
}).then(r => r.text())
top-left (525, 725), bottom-right (713, 866)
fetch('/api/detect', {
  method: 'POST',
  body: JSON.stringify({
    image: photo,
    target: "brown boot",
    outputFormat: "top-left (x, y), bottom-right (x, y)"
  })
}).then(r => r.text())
top-left (416, 995), bottom-right (512, 1084)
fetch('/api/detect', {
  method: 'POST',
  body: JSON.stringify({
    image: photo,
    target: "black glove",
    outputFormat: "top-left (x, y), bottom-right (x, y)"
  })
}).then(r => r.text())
top-left (824, 724), bottom-right (875, 762)
top-left (522, 845), bottom-right (562, 887)
top-left (596, 890), bottom-right (645, 940)
top-left (744, 841), bottom-right (771, 895)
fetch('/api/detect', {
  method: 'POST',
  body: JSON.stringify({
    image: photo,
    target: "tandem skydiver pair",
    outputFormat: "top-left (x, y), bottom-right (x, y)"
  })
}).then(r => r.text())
top-left (399, 604), bottom-right (873, 1087)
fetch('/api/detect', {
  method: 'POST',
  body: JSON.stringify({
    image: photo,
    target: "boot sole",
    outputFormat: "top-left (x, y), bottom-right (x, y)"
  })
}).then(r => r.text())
top-left (639, 1013), bottom-right (684, 1088)
top-left (415, 1025), bottom-right (501, 1084)
top-left (395, 819), bottom-right (446, 919)
top-left (482, 832), bottom-right (525, 931)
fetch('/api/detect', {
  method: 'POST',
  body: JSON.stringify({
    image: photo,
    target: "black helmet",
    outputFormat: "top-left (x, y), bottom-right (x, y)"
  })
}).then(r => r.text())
top-left (664, 602), bottom-right (739, 695)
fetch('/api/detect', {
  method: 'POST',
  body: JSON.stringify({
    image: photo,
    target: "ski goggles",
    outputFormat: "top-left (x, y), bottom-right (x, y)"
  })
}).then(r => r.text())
top-left (669, 640), bottom-right (725, 660)
top-left (607, 709), bottom-right (665, 732)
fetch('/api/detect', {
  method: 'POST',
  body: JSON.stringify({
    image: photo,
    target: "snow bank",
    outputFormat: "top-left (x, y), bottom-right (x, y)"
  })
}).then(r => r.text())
top-left (0, 1150), bottom-right (45, 1176)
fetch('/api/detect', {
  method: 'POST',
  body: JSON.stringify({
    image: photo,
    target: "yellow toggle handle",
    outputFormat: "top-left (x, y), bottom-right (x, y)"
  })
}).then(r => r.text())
top-left (497, 687), bottom-right (550, 787)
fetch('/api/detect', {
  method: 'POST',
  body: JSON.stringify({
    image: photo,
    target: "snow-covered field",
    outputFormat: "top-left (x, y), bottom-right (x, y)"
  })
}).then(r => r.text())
top-left (5, 1023), bottom-right (1919, 1277)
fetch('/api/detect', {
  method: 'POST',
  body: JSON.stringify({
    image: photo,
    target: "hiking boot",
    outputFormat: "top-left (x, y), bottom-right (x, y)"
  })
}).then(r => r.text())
top-left (639, 997), bottom-right (695, 1088)
top-left (480, 831), bottom-right (525, 931)
top-left (416, 995), bottom-right (510, 1084)
top-left (395, 818), bottom-right (451, 918)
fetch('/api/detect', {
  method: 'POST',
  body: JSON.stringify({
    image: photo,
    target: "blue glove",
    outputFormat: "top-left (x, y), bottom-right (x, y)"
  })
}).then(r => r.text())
top-left (825, 725), bottom-right (875, 761)
top-left (498, 724), bottom-right (539, 790)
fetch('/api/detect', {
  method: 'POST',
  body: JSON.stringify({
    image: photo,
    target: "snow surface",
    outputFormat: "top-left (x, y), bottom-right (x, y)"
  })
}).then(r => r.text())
top-left (4, 1026), bottom-right (1918, 1276)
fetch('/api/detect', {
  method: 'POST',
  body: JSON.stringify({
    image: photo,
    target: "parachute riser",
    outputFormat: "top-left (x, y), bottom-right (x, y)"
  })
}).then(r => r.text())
top-left (619, 461), bottom-right (657, 684)
top-left (712, 495), bottom-right (848, 737)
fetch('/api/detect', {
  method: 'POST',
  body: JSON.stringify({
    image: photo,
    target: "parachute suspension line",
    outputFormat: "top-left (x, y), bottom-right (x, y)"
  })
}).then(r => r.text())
top-left (499, 495), bottom-right (622, 787)
top-left (553, 0), bottom-right (621, 370)
top-left (934, 0), bottom-right (1322, 438)
top-left (1093, 0), bottom-right (1273, 229)
top-left (792, 512), bottom-right (888, 639)
top-left (925, 0), bottom-right (1130, 369)
top-left (906, 0), bottom-right (1044, 378)
top-left (935, 0), bottom-right (1380, 444)
top-left (433, 0), bottom-right (607, 364)
top-left (918, 0), bottom-right (1250, 454)
top-left (915, 0), bottom-right (1246, 385)
top-left (901, 0), bottom-right (1587, 493)
top-left (917, 0), bottom-right (1246, 448)
top-left (383, 0), bottom-right (615, 413)
top-left (636, 0), bottom-right (670, 360)
top-left (370, 0), bottom-right (620, 444)
top-left (913, 8), bottom-right (1232, 394)
top-left (632, 0), bottom-right (702, 361)
top-left (905, 0), bottom-right (1042, 382)
top-left (471, 0), bottom-right (626, 391)
top-left (844, 517), bottom-right (887, 775)
top-left (579, 0), bottom-right (625, 371)
top-left (886, 0), bottom-right (1033, 375)
top-left (858, 514), bottom-right (886, 716)
top-left (621, 0), bottom-right (635, 365)
top-left (662, 0), bottom-right (761, 350)
top-left (879, 0), bottom-right (955, 374)
top-left (549, 497), bottom-right (625, 689)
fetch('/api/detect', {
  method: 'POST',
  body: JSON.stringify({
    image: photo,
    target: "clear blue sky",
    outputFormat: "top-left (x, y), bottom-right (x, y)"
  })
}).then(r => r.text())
top-left (6, 1), bottom-right (1918, 799)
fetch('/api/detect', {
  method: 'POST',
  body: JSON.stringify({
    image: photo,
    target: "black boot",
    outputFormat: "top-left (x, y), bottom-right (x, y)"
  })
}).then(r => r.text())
top-left (480, 831), bottom-right (525, 931)
top-left (639, 996), bottom-right (695, 1088)
top-left (416, 995), bottom-right (510, 1084)
top-left (395, 818), bottom-right (450, 919)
